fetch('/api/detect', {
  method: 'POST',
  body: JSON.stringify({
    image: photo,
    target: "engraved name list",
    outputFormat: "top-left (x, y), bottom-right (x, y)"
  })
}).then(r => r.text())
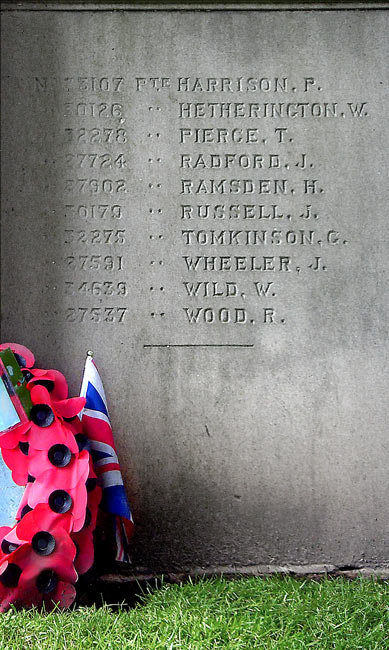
top-left (33, 73), bottom-right (368, 340)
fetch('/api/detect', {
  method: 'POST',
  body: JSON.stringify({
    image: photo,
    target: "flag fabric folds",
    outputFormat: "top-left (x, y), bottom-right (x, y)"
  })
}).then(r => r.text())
top-left (80, 354), bottom-right (134, 562)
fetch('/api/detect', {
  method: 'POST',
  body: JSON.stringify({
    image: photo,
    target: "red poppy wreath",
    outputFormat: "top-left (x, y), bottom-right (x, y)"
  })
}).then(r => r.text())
top-left (0, 343), bottom-right (131, 612)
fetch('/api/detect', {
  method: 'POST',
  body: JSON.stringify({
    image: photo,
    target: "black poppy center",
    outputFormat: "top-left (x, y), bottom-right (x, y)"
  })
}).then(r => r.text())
top-left (75, 434), bottom-right (91, 453)
top-left (1, 539), bottom-right (20, 555)
top-left (48, 444), bottom-right (72, 468)
top-left (31, 404), bottom-right (54, 428)
top-left (20, 504), bottom-right (33, 519)
top-left (48, 489), bottom-right (72, 514)
top-left (36, 569), bottom-right (58, 594)
top-left (32, 531), bottom-right (56, 556)
top-left (0, 564), bottom-right (22, 588)
top-left (19, 441), bottom-right (29, 456)
top-left (22, 369), bottom-right (33, 382)
top-left (33, 379), bottom-right (55, 392)
top-left (86, 477), bottom-right (97, 492)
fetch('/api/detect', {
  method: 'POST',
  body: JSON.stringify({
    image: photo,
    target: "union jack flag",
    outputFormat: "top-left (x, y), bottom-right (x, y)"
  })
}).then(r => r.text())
top-left (80, 353), bottom-right (134, 562)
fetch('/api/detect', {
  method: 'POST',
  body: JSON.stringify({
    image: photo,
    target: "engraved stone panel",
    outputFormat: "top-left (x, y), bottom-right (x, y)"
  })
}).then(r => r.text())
top-left (1, 5), bottom-right (388, 571)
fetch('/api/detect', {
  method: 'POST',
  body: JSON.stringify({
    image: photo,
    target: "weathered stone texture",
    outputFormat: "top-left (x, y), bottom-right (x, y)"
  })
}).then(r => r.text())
top-left (1, 6), bottom-right (388, 570)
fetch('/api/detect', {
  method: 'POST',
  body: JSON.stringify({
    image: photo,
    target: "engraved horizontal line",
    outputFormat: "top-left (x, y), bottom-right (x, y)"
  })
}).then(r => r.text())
top-left (143, 344), bottom-right (255, 348)
top-left (2, 3), bottom-right (388, 12)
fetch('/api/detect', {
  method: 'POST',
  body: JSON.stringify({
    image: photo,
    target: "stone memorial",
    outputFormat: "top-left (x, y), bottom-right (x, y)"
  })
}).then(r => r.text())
top-left (1, 2), bottom-right (388, 573)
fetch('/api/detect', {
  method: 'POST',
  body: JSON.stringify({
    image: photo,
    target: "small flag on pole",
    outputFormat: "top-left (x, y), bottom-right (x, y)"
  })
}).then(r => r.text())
top-left (80, 351), bottom-right (134, 562)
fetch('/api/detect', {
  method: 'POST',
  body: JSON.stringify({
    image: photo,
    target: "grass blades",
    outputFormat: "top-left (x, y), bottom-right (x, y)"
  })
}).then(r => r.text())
top-left (0, 576), bottom-right (388, 650)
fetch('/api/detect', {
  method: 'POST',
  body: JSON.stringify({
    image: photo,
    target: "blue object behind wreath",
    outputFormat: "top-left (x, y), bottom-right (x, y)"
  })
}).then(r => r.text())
top-left (0, 460), bottom-right (24, 527)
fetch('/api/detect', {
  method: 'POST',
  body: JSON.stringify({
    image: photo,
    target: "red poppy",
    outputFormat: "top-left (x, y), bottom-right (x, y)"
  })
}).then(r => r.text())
top-left (27, 436), bottom-right (80, 478)
top-left (0, 420), bottom-right (31, 451)
top-left (29, 384), bottom-right (85, 428)
top-left (26, 368), bottom-right (68, 401)
top-left (0, 385), bottom-right (82, 454)
top-left (28, 420), bottom-right (79, 454)
top-left (23, 385), bottom-right (80, 454)
top-left (1, 422), bottom-right (79, 487)
top-left (16, 503), bottom-right (72, 539)
top-left (18, 529), bottom-right (77, 585)
top-left (27, 451), bottom-right (90, 530)
top-left (0, 577), bottom-right (77, 612)
top-left (0, 343), bottom-right (35, 368)
top-left (1, 505), bottom-right (72, 561)
top-left (0, 524), bottom-right (77, 612)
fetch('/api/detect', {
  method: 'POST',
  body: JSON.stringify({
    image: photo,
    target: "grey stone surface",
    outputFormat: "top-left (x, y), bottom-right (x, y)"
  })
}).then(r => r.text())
top-left (1, 6), bottom-right (388, 571)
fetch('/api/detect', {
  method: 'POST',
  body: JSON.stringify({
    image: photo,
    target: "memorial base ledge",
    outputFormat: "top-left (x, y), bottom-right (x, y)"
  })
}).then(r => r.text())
top-left (99, 564), bottom-right (389, 583)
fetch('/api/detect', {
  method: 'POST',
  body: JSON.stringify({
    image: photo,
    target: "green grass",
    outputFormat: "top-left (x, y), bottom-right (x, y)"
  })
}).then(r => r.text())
top-left (0, 576), bottom-right (388, 649)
